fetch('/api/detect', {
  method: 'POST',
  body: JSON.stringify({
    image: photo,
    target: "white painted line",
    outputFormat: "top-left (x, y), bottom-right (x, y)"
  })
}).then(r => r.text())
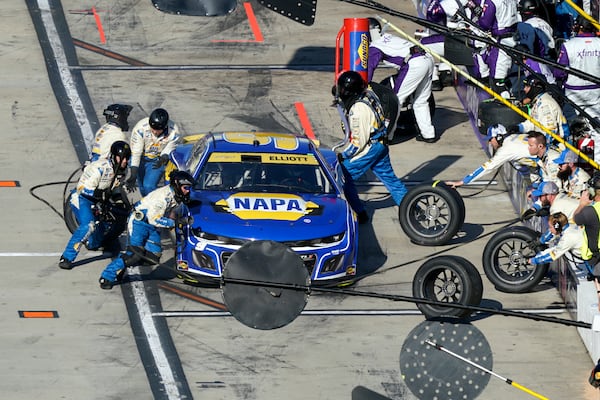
top-left (0, 252), bottom-right (102, 257)
top-left (37, 0), bottom-right (95, 152)
top-left (130, 267), bottom-right (182, 399)
top-left (35, 2), bottom-right (177, 397)
top-left (0, 252), bottom-right (62, 257)
top-left (152, 308), bottom-right (567, 318)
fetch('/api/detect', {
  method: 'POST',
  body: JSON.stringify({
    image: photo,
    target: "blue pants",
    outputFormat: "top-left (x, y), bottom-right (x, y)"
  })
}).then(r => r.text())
top-left (138, 157), bottom-right (166, 197)
top-left (61, 196), bottom-right (105, 262)
top-left (100, 217), bottom-right (162, 282)
top-left (340, 163), bottom-right (365, 214)
top-left (343, 142), bottom-right (407, 206)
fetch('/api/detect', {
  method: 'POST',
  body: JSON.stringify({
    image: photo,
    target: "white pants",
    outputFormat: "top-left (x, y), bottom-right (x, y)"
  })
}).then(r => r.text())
top-left (394, 54), bottom-right (436, 139)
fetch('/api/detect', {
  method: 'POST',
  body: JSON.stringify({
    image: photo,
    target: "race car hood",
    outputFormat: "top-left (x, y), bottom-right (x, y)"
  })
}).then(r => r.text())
top-left (187, 191), bottom-right (351, 240)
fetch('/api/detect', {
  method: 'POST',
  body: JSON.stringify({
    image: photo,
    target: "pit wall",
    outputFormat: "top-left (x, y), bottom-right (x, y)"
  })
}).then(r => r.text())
top-left (409, 0), bottom-right (600, 362)
top-left (456, 81), bottom-right (600, 363)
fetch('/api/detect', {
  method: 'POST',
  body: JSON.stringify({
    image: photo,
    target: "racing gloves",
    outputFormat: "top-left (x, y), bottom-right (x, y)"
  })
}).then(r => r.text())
top-left (125, 166), bottom-right (138, 193)
top-left (153, 154), bottom-right (170, 169)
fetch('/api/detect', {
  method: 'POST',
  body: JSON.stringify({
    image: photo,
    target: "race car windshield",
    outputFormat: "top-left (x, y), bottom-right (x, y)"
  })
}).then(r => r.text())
top-left (197, 159), bottom-right (336, 194)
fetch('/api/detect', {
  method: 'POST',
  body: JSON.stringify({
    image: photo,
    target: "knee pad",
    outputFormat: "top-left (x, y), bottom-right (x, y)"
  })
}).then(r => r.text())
top-left (122, 246), bottom-right (144, 267)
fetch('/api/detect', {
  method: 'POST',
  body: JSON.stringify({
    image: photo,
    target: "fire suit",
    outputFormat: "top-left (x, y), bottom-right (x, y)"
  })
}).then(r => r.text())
top-left (60, 158), bottom-right (120, 263)
top-left (90, 122), bottom-right (127, 162)
top-left (535, 193), bottom-right (581, 244)
top-left (557, 166), bottom-right (590, 199)
top-left (130, 117), bottom-right (181, 196)
top-left (100, 184), bottom-right (179, 284)
top-left (368, 34), bottom-right (436, 140)
top-left (550, 193), bottom-right (580, 220)
top-left (476, 0), bottom-right (519, 87)
top-left (516, 91), bottom-right (568, 183)
top-left (518, 92), bottom-right (567, 140)
top-left (340, 92), bottom-right (408, 206)
top-left (422, 0), bottom-right (471, 83)
top-left (460, 133), bottom-right (538, 184)
top-left (523, 58), bottom-right (556, 84)
top-left (530, 223), bottom-right (583, 265)
top-left (555, 33), bottom-right (600, 120)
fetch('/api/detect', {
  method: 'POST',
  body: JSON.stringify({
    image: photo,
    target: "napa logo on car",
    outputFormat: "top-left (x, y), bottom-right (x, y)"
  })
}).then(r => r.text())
top-left (214, 192), bottom-right (321, 221)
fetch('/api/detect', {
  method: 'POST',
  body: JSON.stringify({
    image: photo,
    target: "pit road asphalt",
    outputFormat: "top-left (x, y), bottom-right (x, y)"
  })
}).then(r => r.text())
top-left (1, 0), bottom-right (598, 399)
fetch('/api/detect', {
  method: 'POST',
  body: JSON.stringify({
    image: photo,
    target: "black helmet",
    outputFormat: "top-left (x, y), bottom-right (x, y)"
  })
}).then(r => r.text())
top-left (368, 17), bottom-right (382, 41)
top-left (518, 0), bottom-right (538, 16)
top-left (588, 173), bottom-right (600, 197)
top-left (368, 17), bottom-right (381, 32)
top-left (336, 71), bottom-right (366, 101)
top-left (523, 75), bottom-right (545, 89)
top-left (523, 76), bottom-right (545, 101)
top-left (103, 104), bottom-right (132, 131)
top-left (110, 140), bottom-right (131, 173)
top-left (575, 15), bottom-right (597, 33)
top-left (149, 108), bottom-right (169, 131)
top-left (570, 116), bottom-right (591, 137)
top-left (170, 170), bottom-right (195, 203)
top-left (590, 173), bottom-right (600, 188)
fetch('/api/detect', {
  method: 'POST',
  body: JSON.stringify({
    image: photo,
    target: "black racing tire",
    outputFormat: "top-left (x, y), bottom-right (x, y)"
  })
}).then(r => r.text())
top-left (380, 74), bottom-right (435, 130)
top-left (482, 226), bottom-right (549, 293)
top-left (399, 182), bottom-right (465, 246)
top-left (63, 188), bottom-right (131, 242)
top-left (64, 191), bottom-right (79, 234)
top-left (477, 99), bottom-right (526, 136)
top-left (412, 255), bottom-right (483, 319)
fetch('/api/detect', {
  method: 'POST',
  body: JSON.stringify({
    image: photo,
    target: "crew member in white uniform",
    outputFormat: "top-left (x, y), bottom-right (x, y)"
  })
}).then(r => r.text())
top-left (99, 170), bottom-right (194, 289)
top-left (553, 149), bottom-right (590, 199)
top-left (446, 126), bottom-right (543, 187)
top-left (515, 0), bottom-right (555, 59)
top-left (555, 15), bottom-right (600, 121)
top-left (475, 0), bottom-right (519, 97)
top-left (422, 0), bottom-right (480, 88)
top-left (529, 212), bottom-right (583, 266)
top-left (90, 104), bottom-right (132, 162)
top-left (367, 18), bottom-right (437, 143)
top-left (59, 141), bottom-right (131, 270)
top-left (125, 108), bottom-right (181, 196)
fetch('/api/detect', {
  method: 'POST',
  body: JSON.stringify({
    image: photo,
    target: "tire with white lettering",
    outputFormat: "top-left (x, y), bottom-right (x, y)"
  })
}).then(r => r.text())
top-left (482, 226), bottom-right (549, 293)
top-left (399, 182), bottom-right (465, 246)
top-left (413, 255), bottom-right (483, 319)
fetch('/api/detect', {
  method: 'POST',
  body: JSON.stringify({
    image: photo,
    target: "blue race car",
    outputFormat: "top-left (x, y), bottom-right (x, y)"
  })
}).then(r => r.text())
top-left (170, 131), bottom-right (359, 286)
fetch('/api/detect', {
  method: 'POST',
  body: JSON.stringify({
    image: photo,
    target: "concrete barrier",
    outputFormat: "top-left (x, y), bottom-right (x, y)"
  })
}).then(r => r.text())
top-left (456, 76), bottom-right (600, 363)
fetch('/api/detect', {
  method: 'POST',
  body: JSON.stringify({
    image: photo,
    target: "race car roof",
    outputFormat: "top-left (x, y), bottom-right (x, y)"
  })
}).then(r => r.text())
top-left (187, 131), bottom-right (318, 155)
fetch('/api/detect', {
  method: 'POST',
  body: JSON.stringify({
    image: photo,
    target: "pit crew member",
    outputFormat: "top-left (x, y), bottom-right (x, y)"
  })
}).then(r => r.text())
top-left (59, 141), bottom-right (131, 270)
top-left (125, 108), bottom-right (181, 196)
top-left (99, 170), bottom-right (194, 289)
top-left (335, 71), bottom-right (408, 216)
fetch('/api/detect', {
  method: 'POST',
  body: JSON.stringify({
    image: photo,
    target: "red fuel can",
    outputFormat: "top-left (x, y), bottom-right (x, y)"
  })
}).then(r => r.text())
top-left (335, 18), bottom-right (370, 83)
